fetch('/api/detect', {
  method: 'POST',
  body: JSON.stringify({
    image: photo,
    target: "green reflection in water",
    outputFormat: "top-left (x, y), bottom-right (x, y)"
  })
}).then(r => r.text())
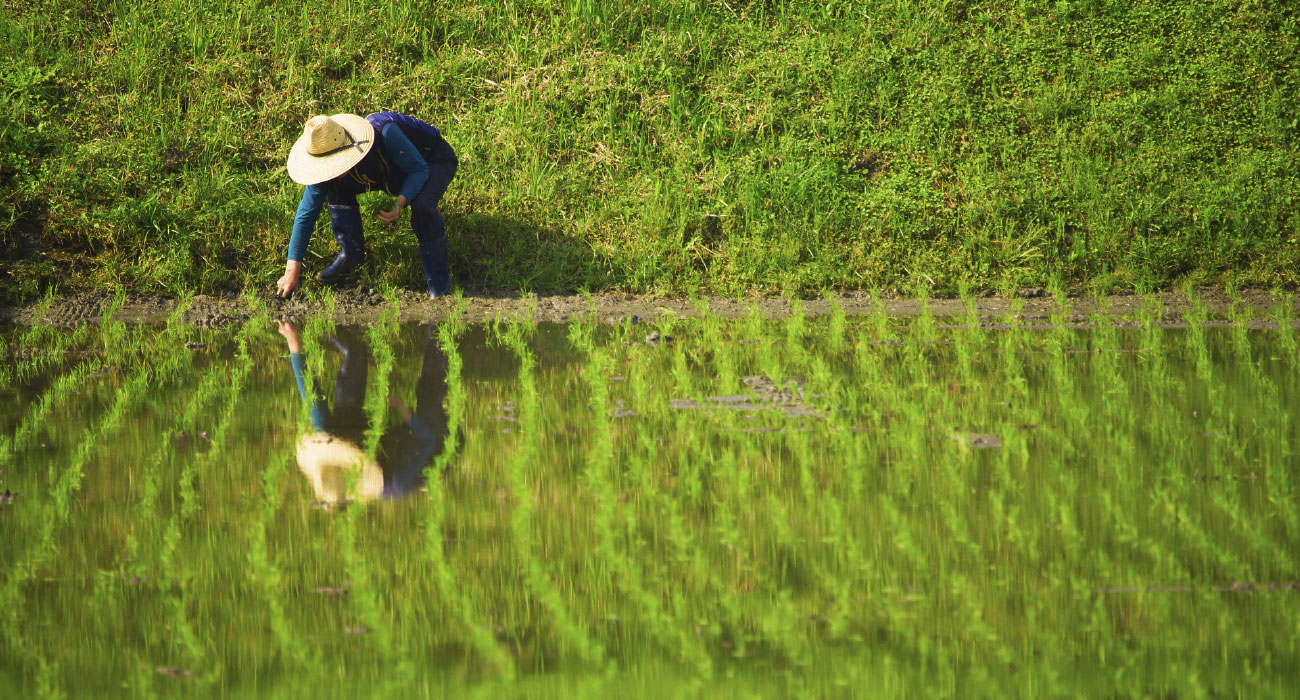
top-left (1, 303), bottom-right (1299, 698)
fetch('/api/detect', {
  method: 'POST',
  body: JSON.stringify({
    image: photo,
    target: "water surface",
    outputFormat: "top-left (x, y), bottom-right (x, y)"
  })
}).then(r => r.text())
top-left (2, 305), bottom-right (1298, 697)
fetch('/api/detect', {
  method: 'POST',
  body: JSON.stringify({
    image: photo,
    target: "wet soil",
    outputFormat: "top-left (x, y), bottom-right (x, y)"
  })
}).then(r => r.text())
top-left (0, 287), bottom-right (1294, 328)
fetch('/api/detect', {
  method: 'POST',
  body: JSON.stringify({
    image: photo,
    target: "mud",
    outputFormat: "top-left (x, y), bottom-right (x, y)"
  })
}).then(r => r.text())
top-left (154, 666), bottom-right (195, 678)
top-left (1096, 582), bottom-right (1300, 594)
top-left (0, 286), bottom-right (1294, 328)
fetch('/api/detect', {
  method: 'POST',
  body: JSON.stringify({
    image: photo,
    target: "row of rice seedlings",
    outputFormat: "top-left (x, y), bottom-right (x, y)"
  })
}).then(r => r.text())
top-left (1235, 315), bottom-right (1300, 546)
top-left (672, 315), bottom-right (807, 667)
top-left (604, 320), bottom-right (749, 667)
top-left (335, 479), bottom-right (413, 683)
top-left (360, 304), bottom-right (402, 460)
top-left (1016, 322), bottom-right (1130, 667)
top-left (1034, 316), bottom-right (1106, 627)
top-left (1184, 302), bottom-right (1295, 580)
top-left (4, 318), bottom-right (95, 386)
top-left (661, 317), bottom-right (775, 662)
top-left (0, 328), bottom-right (132, 466)
top-left (0, 320), bottom-right (199, 689)
top-left (1071, 312), bottom-right (1130, 591)
top-left (500, 320), bottom-right (606, 668)
top-left (243, 452), bottom-right (316, 673)
top-left (1038, 326), bottom-right (1141, 670)
top-left (1166, 310), bottom-right (1257, 584)
top-left (719, 311), bottom-right (827, 671)
top-left (806, 407), bottom-right (882, 649)
top-left (841, 307), bottom-right (916, 646)
top-left (871, 315), bottom-right (939, 650)
top-left (421, 314), bottom-right (517, 680)
top-left (770, 310), bottom-right (864, 644)
top-left (575, 323), bottom-right (714, 678)
top-left (143, 318), bottom-right (268, 690)
top-left (921, 327), bottom-right (1022, 666)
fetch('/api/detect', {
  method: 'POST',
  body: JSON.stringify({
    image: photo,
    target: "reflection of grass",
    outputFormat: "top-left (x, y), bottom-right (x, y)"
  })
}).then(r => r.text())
top-left (3, 300), bottom-right (1300, 696)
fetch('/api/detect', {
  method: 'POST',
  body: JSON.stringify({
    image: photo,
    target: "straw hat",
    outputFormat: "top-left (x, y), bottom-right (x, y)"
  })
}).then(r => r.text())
top-left (285, 113), bottom-right (375, 185)
top-left (296, 432), bottom-right (384, 504)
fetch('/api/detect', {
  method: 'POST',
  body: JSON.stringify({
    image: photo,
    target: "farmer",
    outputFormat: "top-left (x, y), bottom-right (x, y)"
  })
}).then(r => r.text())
top-left (276, 111), bottom-right (458, 299)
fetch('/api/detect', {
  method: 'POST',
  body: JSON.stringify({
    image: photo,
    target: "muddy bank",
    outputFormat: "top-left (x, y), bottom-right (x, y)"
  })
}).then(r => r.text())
top-left (0, 286), bottom-right (1294, 328)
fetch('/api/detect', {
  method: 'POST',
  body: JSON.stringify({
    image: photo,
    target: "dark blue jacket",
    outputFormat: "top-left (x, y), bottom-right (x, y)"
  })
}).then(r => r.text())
top-left (288, 112), bottom-right (455, 262)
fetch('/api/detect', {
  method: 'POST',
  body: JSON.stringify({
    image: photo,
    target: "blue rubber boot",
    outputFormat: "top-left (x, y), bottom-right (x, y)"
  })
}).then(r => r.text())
top-left (318, 204), bottom-right (365, 284)
top-left (419, 236), bottom-right (450, 299)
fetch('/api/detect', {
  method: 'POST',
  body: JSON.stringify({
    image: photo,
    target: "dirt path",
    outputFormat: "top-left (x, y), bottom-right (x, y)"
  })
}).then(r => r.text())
top-left (0, 287), bottom-right (1293, 328)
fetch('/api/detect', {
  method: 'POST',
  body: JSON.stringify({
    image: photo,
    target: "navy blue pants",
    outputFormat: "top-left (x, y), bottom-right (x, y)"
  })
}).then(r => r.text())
top-left (411, 143), bottom-right (458, 295)
top-left (328, 140), bottom-right (458, 295)
top-left (410, 142), bottom-right (459, 245)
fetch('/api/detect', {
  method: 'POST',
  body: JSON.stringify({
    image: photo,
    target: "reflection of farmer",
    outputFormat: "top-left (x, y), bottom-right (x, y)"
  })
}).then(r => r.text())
top-left (275, 112), bottom-right (459, 300)
top-left (276, 322), bottom-right (449, 504)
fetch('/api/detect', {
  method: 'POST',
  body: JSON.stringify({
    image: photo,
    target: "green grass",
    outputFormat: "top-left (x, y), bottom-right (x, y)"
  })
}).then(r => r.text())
top-left (2, 1), bottom-right (1298, 301)
top-left (3, 300), bottom-right (1300, 697)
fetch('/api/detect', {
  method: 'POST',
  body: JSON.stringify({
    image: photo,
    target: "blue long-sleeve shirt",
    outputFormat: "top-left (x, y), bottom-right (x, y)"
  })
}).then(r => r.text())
top-left (290, 353), bottom-right (329, 431)
top-left (287, 123), bottom-right (431, 262)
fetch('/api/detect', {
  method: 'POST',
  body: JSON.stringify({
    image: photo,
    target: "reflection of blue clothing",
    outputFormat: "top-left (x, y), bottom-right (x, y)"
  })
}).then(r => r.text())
top-left (290, 353), bottom-right (329, 431)
top-left (288, 334), bottom-right (448, 499)
top-left (384, 411), bottom-right (439, 498)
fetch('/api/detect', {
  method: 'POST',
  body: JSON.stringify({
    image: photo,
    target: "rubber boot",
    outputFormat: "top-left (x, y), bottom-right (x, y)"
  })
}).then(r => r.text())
top-left (318, 204), bottom-right (365, 284)
top-left (419, 236), bottom-right (450, 299)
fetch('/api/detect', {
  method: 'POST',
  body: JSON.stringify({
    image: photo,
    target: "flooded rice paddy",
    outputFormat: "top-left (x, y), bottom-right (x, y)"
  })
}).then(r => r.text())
top-left (2, 295), bottom-right (1299, 698)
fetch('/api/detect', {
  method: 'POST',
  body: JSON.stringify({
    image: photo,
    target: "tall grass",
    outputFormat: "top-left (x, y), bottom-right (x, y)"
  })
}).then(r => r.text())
top-left (2, 1), bottom-right (1298, 300)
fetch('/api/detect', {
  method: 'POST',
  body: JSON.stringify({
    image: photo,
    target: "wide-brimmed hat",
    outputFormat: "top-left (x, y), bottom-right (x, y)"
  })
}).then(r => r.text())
top-left (285, 113), bottom-right (375, 185)
top-left (296, 432), bottom-right (384, 504)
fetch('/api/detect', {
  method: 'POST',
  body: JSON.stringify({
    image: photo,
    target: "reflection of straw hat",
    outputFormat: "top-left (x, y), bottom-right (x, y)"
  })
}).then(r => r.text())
top-left (285, 114), bottom-right (375, 185)
top-left (296, 433), bottom-right (383, 504)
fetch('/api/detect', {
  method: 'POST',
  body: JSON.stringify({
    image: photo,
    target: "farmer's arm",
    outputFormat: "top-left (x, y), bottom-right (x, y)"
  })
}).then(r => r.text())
top-left (375, 123), bottom-right (429, 223)
top-left (279, 322), bottom-right (329, 431)
top-left (278, 184), bottom-right (327, 296)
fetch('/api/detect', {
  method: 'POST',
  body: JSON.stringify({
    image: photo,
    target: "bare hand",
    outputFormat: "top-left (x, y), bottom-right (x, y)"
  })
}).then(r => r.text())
top-left (277, 260), bottom-right (303, 298)
top-left (388, 394), bottom-right (412, 420)
top-left (376, 195), bottom-right (407, 224)
top-left (276, 320), bottom-right (302, 353)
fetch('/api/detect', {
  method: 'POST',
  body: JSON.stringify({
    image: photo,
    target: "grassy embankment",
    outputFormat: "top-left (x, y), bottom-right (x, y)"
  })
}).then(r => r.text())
top-left (1, 1), bottom-right (1297, 301)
